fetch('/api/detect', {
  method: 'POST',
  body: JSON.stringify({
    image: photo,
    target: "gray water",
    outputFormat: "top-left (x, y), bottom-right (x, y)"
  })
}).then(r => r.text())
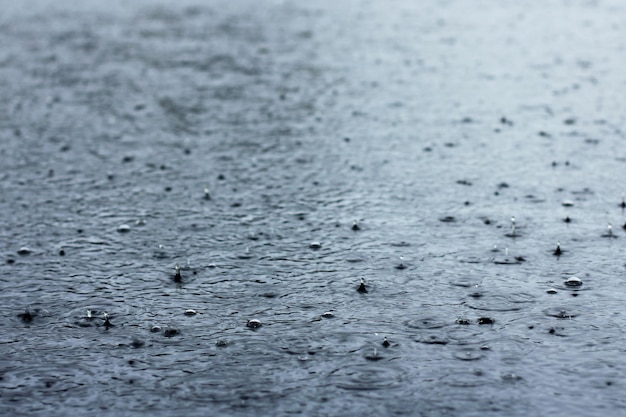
top-left (2, 0), bottom-right (626, 416)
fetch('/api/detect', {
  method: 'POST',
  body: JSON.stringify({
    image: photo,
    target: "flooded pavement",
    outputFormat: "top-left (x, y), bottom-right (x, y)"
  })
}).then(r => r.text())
top-left (2, 0), bottom-right (626, 415)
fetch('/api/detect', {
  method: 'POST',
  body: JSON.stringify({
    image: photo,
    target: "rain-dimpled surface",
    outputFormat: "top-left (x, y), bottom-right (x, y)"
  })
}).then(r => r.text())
top-left (2, 0), bottom-right (626, 416)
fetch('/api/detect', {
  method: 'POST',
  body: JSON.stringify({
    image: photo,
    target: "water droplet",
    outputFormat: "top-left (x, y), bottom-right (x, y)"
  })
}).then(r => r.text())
top-left (382, 337), bottom-right (390, 347)
top-left (208, 263), bottom-right (217, 268)
top-left (117, 224), bottom-right (131, 233)
top-left (602, 223), bottom-right (616, 238)
top-left (357, 278), bottom-right (368, 293)
top-left (352, 220), bottom-right (360, 231)
top-left (18, 309), bottom-right (34, 323)
top-left (562, 200), bottom-right (574, 207)
top-left (103, 312), bottom-right (113, 328)
top-left (553, 241), bottom-right (562, 256)
top-left (309, 241), bottom-right (321, 249)
top-left (546, 288), bottom-right (558, 294)
top-left (150, 325), bottom-right (162, 333)
top-left (184, 309), bottom-right (198, 316)
top-left (395, 256), bottom-right (407, 270)
top-left (174, 264), bottom-right (182, 283)
top-left (564, 276), bottom-right (583, 287)
top-left (203, 188), bottom-right (211, 200)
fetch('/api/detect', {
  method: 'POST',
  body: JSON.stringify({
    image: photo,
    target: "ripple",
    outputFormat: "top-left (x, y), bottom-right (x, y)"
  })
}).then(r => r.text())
top-left (404, 317), bottom-right (449, 330)
top-left (330, 362), bottom-right (408, 393)
top-left (452, 347), bottom-right (485, 361)
top-left (439, 369), bottom-right (490, 387)
top-left (465, 292), bottom-right (535, 312)
top-left (543, 307), bottom-right (579, 319)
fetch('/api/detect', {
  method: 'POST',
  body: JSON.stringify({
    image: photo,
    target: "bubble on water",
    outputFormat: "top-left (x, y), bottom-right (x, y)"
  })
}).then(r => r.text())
top-left (351, 220), bottom-right (360, 231)
top-left (184, 309), bottom-right (198, 316)
top-left (309, 241), bottom-right (322, 249)
top-left (203, 187), bottom-right (211, 200)
top-left (477, 317), bottom-right (495, 325)
top-left (562, 200), bottom-right (574, 207)
top-left (382, 337), bottom-right (390, 347)
top-left (553, 241), bottom-right (562, 256)
top-left (17, 247), bottom-right (32, 256)
top-left (117, 224), bottom-right (131, 233)
top-left (247, 319), bottom-right (262, 329)
top-left (546, 288), bottom-right (558, 294)
top-left (208, 263), bottom-right (217, 268)
top-left (150, 325), bottom-right (162, 333)
top-left (456, 318), bottom-right (471, 325)
top-left (215, 340), bottom-right (229, 347)
top-left (321, 311), bottom-right (335, 319)
top-left (564, 276), bottom-right (583, 287)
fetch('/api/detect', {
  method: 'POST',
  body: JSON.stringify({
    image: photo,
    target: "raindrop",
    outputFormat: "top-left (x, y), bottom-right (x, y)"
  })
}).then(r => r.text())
top-left (103, 312), bottom-right (113, 328)
top-left (602, 223), bottom-right (617, 238)
top-left (18, 309), bottom-right (34, 323)
top-left (395, 256), bottom-right (407, 270)
top-left (174, 264), bottom-right (182, 283)
top-left (382, 337), bottom-right (390, 348)
top-left (553, 241), bottom-right (562, 256)
top-left (163, 328), bottom-right (179, 337)
top-left (203, 188), bottom-right (211, 200)
top-left (352, 220), bottom-right (360, 231)
top-left (357, 278), bottom-right (368, 293)
top-left (365, 348), bottom-right (383, 361)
